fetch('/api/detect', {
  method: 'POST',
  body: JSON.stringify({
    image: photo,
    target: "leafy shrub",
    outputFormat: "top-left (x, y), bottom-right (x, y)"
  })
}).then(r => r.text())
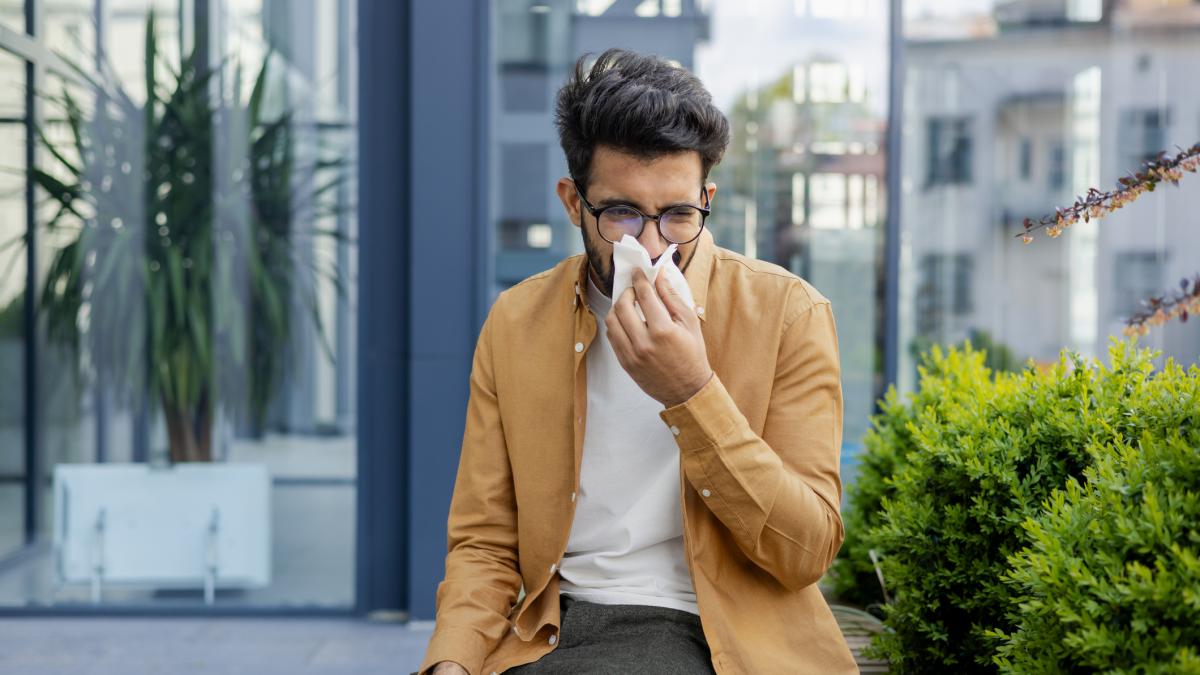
top-left (865, 340), bottom-right (1200, 673)
top-left (832, 344), bottom-right (999, 609)
top-left (909, 329), bottom-right (1025, 376)
top-left (993, 428), bottom-right (1200, 674)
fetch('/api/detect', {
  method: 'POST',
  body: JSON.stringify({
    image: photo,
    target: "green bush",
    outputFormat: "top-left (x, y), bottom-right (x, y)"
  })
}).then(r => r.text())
top-left (864, 340), bottom-right (1200, 673)
top-left (993, 428), bottom-right (1200, 674)
top-left (908, 329), bottom-right (1025, 376)
top-left (832, 344), bottom-right (1000, 609)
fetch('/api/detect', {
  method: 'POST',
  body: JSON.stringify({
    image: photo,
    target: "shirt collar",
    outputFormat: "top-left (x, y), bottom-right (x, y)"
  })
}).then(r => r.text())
top-left (586, 275), bottom-right (611, 317)
top-left (572, 228), bottom-right (714, 322)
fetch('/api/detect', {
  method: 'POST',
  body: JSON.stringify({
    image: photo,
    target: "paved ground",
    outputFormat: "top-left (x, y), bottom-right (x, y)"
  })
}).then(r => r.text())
top-left (0, 607), bottom-right (889, 674)
top-left (0, 617), bottom-right (436, 675)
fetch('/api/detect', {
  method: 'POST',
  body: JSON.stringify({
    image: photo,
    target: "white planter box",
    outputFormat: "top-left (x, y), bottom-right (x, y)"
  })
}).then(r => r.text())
top-left (53, 462), bottom-right (272, 604)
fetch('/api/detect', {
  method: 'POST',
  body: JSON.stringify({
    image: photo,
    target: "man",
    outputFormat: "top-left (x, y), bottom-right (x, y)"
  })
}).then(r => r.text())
top-left (419, 49), bottom-right (856, 675)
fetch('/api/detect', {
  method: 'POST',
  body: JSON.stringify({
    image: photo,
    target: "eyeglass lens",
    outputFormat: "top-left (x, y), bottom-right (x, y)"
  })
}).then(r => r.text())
top-left (598, 205), bottom-right (703, 244)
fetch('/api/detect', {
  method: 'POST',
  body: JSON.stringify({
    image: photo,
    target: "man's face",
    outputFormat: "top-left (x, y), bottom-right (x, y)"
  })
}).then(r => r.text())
top-left (556, 145), bottom-right (717, 297)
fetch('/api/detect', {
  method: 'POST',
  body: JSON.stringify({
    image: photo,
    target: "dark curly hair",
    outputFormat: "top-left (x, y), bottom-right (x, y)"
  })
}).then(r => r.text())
top-left (554, 48), bottom-right (730, 193)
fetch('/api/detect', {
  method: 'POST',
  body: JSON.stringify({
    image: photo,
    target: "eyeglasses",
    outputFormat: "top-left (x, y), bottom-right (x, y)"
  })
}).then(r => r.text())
top-left (573, 182), bottom-right (711, 245)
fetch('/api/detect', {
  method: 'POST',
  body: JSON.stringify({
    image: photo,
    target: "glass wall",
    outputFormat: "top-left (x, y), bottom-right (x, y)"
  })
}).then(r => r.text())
top-left (489, 0), bottom-right (890, 484)
top-left (898, 0), bottom-right (1200, 392)
top-left (0, 1), bottom-right (22, 33)
top-left (695, 0), bottom-right (889, 476)
top-left (0, 48), bottom-right (26, 561)
top-left (0, 0), bottom-right (358, 609)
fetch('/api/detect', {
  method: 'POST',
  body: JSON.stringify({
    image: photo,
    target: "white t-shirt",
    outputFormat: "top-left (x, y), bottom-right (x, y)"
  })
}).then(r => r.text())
top-left (557, 277), bottom-right (699, 615)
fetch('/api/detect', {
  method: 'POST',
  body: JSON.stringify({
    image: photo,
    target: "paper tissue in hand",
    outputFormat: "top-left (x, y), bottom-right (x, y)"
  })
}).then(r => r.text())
top-left (611, 234), bottom-right (694, 321)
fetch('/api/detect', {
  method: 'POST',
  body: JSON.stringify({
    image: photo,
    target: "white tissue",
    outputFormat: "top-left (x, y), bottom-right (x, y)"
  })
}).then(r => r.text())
top-left (611, 235), bottom-right (695, 320)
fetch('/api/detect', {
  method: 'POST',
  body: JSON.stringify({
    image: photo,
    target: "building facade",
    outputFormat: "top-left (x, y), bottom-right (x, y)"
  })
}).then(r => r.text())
top-left (0, 0), bottom-right (1195, 623)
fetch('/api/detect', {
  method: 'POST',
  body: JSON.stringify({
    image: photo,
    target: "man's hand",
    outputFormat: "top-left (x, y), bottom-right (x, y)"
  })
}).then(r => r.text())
top-left (606, 268), bottom-right (713, 408)
top-left (431, 661), bottom-right (469, 675)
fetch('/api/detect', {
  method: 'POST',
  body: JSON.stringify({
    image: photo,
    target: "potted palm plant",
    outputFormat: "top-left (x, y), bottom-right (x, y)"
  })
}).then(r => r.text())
top-left (26, 13), bottom-right (351, 602)
top-left (30, 12), bottom-right (349, 464)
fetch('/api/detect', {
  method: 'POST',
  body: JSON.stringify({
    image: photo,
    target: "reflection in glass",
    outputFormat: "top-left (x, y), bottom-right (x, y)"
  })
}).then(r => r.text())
top-left (697, 1), bottom-right (889, 460)
top-left (0, 73), bottom-right (26, 559)
top-left (0, 0), bottom-right (358, 609)
top-left (0, 1), bottom-right (22, 34)
top-left (0, 48), bottom-right (22, 119)
top-left (45, 0), bottom-right (96, 66)
top-left (488, 0), bottom-right (890, 486)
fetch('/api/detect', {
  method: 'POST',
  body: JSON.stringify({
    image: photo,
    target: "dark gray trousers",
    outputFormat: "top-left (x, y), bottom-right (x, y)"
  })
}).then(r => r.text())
top-left (504, 594), bottom-right (717, 674)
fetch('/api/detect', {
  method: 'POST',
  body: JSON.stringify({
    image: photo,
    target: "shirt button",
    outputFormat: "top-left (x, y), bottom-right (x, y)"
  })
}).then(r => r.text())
top-left (570, 491), bottom-right (577, 502)
top-left (696, 306), bottom-right (705, 316)
top-left (702, 489), bottom-right (712, 498)
top-left (670, 426), bottom-right (680, 436)
top-left (574, 342), bottom-right (584, 353)
top-left (548, 634), bottom-right (558, 646)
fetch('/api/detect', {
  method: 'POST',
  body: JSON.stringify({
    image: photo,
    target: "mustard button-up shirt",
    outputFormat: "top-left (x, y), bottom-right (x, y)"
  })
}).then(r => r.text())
top-left (418, 230), bottom-right (857, 675)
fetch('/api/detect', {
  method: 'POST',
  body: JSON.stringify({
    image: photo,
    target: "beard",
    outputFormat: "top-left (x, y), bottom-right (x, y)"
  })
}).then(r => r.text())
top-left (585, 242), bottom-right (616, 297)
top-left (582, 230), bottom-right (685, 298)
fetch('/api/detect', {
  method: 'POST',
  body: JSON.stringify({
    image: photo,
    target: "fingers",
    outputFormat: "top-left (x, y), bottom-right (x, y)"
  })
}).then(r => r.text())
top-left (633, 269), bottom-right (672, 328)
top-left (605, 307), bottom-right (633, 365)
top-left (612, 284), bottom-right (650, 352)
top-left (604, 296), bottom-right (643, 369)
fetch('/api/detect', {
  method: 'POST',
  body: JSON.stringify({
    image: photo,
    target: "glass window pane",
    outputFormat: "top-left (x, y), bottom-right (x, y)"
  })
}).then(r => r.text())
top-left (1, 1), bottom-right (358, 609)
top-left (103, 0), bottom-right (182, 105)
top-left (488, 0), bottom-right (890, 490)
top-left (0, 45), bottom-right (25, 559)
top-left (0, 0), bottom-right (23, 34)
top-left (0, 48), bottom-right (22, 119)
top-left (695, 1), bottom-right (889, 469)
top-left (45, 0), bottom-right (96, 66)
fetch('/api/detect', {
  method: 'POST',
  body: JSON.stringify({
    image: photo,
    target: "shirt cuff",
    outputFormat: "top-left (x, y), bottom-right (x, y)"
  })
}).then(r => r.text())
top-left (659, 373), bottom-right (740, 452)
top-left (417, 624), bottom-right (492, 675)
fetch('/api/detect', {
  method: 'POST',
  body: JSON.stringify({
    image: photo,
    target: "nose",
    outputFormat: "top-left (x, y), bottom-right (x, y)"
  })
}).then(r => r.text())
top-left (637, 217), bottom-right (671, 262)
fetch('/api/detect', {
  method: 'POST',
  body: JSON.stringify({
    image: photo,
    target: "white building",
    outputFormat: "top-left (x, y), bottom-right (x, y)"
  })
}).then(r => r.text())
top-left (900, 0), bottom-right (1200, 385)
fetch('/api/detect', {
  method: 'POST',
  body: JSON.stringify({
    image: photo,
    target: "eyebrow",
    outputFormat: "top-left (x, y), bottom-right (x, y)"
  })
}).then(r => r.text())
top-left (593, 194), bottom-right (699, 211)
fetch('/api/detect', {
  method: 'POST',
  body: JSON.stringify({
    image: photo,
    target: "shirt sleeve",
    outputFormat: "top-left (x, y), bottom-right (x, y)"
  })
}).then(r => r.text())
top-left (418, 308), bottom-right (522, 675)
top-left (658, 299), bottom-right (845, 592)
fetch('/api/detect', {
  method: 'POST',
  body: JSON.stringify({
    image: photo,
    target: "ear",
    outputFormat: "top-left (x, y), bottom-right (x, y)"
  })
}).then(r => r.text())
top-left (704, 181), bottom-right (717, 207)
top-left (556, 177), bottom-right (583, 229)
